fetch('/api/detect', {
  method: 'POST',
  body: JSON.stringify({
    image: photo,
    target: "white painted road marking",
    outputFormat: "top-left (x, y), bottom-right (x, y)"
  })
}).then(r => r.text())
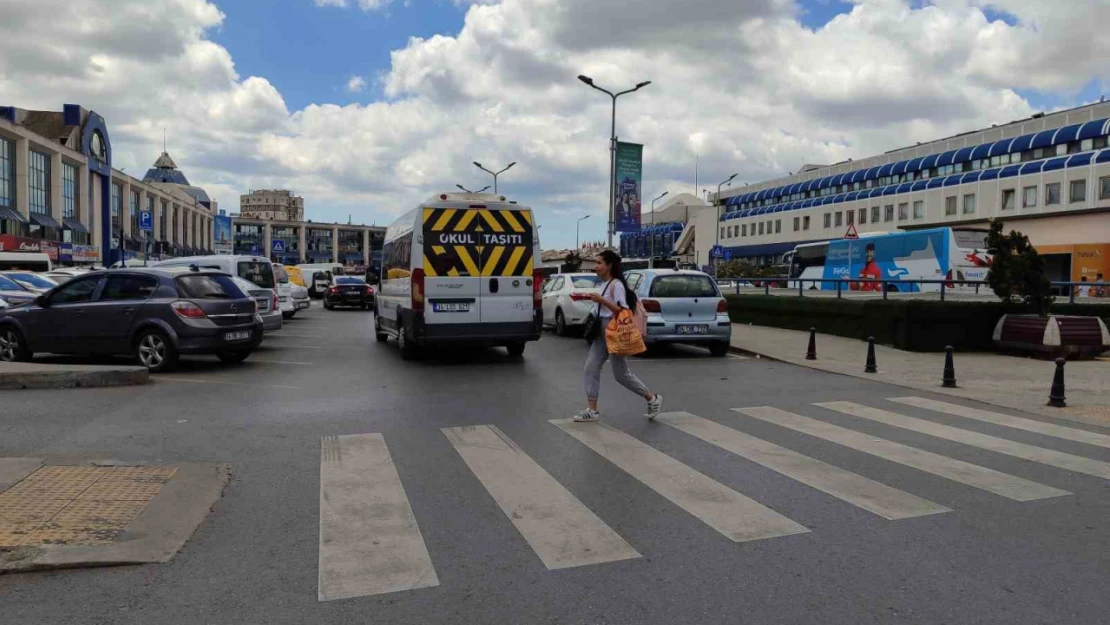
top-left (657, 411), bottom-right (949, 520)
top-left (818, 401), bottom-right (1110, 481)
top-left (550, 419), bottom-right (810, 543)
top-left (736, 407), bottom-right (1069, 501)
top-left (318, 434), bottom-right (438, 601)
top-left (442, 425), bottom-right (640, 569)
top-left (889, 397), bottom-right (1110, 450)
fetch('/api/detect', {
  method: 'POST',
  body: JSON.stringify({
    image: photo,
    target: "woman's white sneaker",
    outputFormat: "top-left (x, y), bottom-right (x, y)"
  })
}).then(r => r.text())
top-left (573, 409), bottom-right (600, 423)
top-left (646, 394), bottom-right (663, 420)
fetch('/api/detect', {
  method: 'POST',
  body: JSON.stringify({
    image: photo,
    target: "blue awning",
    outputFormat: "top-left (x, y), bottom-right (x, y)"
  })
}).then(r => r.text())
top-left (896, 182), bottom-right (915, 193)
top-left (881, 185), bottom-right (899, 196)
top-left (1078, 118), bottom-right (1109, 140)
top-left (926, 177), bottom-right (945, 189)
top-left (1020, 161), bottom-right (1045, 174)
top-left (849, 170), bottom-right (866, 183)
top-left (865, 188), bottom-right (882, 198)
top-left (1097, 149), bottom-right (1110, 163)
top-left (911, 180), bottom-right (929, 192)
top-left (961, 171), bottom-right (983, 183)
top-left (999, 164), bottom-right (1022, 178)
top-left (970, 143), bottom-right (993, 160)
top-left (988, 138), bottom-right (1014, 157)
top-left (942, 175), bottom-right (963, 187)
top-left (864, 166), bottom-right (882, 181)
top-left (953, 147), bottom-right (975, 163)
top-left (1030, 129), bottom-right (1057, 149)
top-left (936, 150), bottom-right (958, 167)
top-left (920, 153), bottom-right (940, 170)
top-left (891, 160), bottom-right (909, 175)
top-left (906, 156), bottom-right (925, 172)
top-left (979, 168), bottom-right (1001, 180)
top-left (1067, 152), bottom-right (1094, 167)
top-left (1042, 156), bottom-right (1068, 172)
top-left (877, 163), bottom-right (894, 177)
top-left (845, 191), bottom-right (861, 201)
top-left (818, 176), bottom-right (832, 190)
top-left (824, 195), bottom-right (840, 205)
top-left (1010, 133), bottom-right (1035, 153)
top-left (1054, 123), bottom-right (1082, 144)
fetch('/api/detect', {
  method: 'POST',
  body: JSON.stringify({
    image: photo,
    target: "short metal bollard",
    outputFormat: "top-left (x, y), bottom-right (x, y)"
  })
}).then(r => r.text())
top-left (806, 327), bottom-right (817, 360)
top-left (942, 345), bottom-right (957, 388)
top-left (865, 337), bottom-right (878, 373)
top-left (1047, 358), bottom-right (1067, 408)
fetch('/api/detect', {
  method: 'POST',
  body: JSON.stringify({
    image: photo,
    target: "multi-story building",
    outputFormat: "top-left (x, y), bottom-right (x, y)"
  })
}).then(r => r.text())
top-left (240, 189), bottom-right (304, 222)
top-left (705, 101), bottom-right (1110, 282)
top-left (229, 215), bottom-right (385, 274)
top-left (0, 103), bottom-right (216, 265)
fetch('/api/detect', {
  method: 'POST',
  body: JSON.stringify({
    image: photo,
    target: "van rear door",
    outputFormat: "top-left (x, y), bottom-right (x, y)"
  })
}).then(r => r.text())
top-left (421, 207), bottom-right (483, 326)
top-left (475, 208), bottom-right (535, 325)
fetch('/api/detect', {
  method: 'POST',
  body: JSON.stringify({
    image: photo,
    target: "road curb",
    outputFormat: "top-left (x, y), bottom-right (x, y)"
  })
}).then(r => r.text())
top-left (0, 363), bottom-right (149, 390)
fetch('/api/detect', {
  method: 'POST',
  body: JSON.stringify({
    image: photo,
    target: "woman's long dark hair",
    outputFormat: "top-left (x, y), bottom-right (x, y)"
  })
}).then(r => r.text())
top-left (598, 250), bottom-right (638, 310)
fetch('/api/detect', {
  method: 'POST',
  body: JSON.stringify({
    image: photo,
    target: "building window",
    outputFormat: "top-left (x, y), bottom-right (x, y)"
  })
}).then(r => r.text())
top-left (944, 196), bottom-right (957, 216)
top-left (0, 137), bottom-right (12, 210)
top-left (803, 216), bottom-right (811, 230)
top-left (1045, 182), bottom-right (1061, 205)
top-left (846, 210), bottom-right (854, 226)
top-left (160, 201), bottom-right (167, 239)
top-left (1001, 189), bottom-right (1015, 211)
top-left (793, 217), bottom-right (800, 232)
top-left (834, 212), bottom-right (843, 227)
top-left (824, 213), bottom-right (831, 228)
top-left (1100, 176), bottom-right (1110, 200)
top-left (858, 208), bottom-right (866, 224)
top-left (111, 183), bottom-right (122, 233)
top-left (884, 205), bottom-right (894, 222)
top-left (1070, 179), bottom-right (1086, 203)
top-left (961, 194), bottom-right (974, 215)
top-left (62, 162), bottom-right (78, 220)
top-left (871, 206), bottom-right (880, 223)
top-left (1022, 186), bottom-right (1037, 208)
top-left (913, 200), bottom-right (925, 219)
top-left (720, 227), bottom-right (725, 239)
top-left (28, 151), bottom-right (51, 215)
top-left (775, 219), bottom-right (781, 234)
top-left (742, 224), bottom-right (747, 236)
top-left (130, 190), bottom-right (140, 235)
top-left (758, 222), bottom-right (764, 235)
top-left (898, 203), bottom-right (909, 221)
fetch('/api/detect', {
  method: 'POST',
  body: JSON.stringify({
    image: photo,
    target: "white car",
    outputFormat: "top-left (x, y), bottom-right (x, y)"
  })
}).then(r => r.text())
top-left (540, 273), bottom-right (603, 336)
top-left (272, 263), bottom-right (310, 319)
top-left (0, 271), bottom-right (58, 294)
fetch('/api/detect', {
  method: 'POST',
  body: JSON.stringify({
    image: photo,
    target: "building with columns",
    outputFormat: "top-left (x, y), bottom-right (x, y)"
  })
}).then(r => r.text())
top-left (0, 103), bottom-right (215, 265)
top-left (229, 215), bottom-right (384, 275)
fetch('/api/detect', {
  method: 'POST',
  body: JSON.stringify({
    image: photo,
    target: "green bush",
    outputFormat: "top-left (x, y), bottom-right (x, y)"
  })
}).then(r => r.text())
top-left (725, 295), bottom-right (1110, 352)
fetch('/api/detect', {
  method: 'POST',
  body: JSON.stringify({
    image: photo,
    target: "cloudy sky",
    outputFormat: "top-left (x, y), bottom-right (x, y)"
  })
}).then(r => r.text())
top-left (1, 0), bottom-right (1108, 247)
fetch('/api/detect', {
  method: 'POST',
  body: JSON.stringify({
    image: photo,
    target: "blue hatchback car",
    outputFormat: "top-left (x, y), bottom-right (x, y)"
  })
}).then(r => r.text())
top-left (622, 269), bottom-right (732, 356)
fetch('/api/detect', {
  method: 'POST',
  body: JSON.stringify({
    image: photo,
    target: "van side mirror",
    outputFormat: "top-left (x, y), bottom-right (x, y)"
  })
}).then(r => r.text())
top-left (35, 295), bottom-right (48, 308)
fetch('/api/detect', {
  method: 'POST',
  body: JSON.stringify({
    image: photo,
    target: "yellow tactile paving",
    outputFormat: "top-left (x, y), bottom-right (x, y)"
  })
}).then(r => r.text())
top-left (0, 465), bottom-right (177, 548)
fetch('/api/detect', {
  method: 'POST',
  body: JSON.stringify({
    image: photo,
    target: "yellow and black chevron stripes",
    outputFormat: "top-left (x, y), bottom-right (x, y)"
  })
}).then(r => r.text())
top-left (422, 207), bottom-right (534, 277)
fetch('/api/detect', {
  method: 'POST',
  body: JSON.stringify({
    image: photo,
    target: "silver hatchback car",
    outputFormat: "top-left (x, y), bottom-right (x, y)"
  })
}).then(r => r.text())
top-left (625, 269), bottom-right (731, 356)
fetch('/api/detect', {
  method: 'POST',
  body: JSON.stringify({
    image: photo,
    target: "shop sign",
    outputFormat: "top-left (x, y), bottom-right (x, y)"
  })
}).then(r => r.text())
top-left (0, 234), bottom-right (44, 253)
top-left (60, 243), bottom-right (74, 262)
top-left (72, 245), bottom-right (101, 263)
top-left (41, 241), bottom-right (60, 261)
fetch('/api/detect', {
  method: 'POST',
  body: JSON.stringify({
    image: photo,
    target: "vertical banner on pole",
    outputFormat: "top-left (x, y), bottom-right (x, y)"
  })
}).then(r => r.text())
top-left (614, 142), bottom-right (643, 232)
top-left (214, 215), bottom-right (233, 254)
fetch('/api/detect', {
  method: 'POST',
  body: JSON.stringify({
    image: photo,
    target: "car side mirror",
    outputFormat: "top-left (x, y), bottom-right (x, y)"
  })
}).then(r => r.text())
top-left (34, 295), bottom-right (48, 308)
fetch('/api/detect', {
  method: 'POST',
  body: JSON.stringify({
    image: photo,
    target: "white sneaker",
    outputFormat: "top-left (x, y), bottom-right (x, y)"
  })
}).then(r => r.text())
top-left (573, 409), bottom-right (600, 423)
top-left (646, 394), bottom-right (663, 420)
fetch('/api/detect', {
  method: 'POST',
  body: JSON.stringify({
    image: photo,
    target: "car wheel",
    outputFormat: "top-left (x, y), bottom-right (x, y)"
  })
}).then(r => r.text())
top-left (135, 329), bottom-right (178, 373)
top-left (282, 311), bottom-right (295, 320)
top-left (506, 342), bottom-right (526, 358)
top-left (708, 343), bottom-right (730, 357)
top-left (0, 326), bottom-right (32, 362)
top-left (374, 312), bottom-right (388, 342)
top-left (397, 321), bottom-right (418, 361)
top-left (217, 350), bottom-right (251, 364)
top-left (555, 309), bottom-right (568, 337)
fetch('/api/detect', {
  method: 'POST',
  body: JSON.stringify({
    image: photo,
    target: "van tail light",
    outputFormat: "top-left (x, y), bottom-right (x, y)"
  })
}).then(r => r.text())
top-left (412, 268), bottom-right (425, 312)
top-left (641, 299), bottom-right (661, 313)
top-left (171, 301), bottom-right (208, 319)
top-left (716, 298), bottom-right (728, 314)
top-left (533, 270), bottom-right (543, 309)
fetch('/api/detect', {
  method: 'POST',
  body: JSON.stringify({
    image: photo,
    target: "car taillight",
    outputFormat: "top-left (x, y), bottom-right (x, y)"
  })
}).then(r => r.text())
top-left (328, 286), bottom-right (339, 295)
top-left (533, 269), bottom-right (543, 309)
top-left (171, 301), bottom-right (208, 319)
top-left (272, 292), bottom-right (279, 311)
top-left (412, 268), bottom-right (425, 312)
top-left (716, 298), bottom-right (728, 313)
top-left (366, 286), bottom-right (374, 295)
top-left (641, 299), bottom-right (661, 313)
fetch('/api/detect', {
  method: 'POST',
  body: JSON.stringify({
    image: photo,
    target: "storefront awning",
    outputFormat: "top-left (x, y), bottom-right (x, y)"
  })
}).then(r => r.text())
top-left (30, 212), bottom-right (62, 229)
top-left (0, 206), bottom-right (28, 223)
top-left (63, 218), bottom-right (89, 234)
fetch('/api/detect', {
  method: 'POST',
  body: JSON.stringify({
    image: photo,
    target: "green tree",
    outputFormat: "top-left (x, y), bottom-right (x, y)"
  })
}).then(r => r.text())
top-left (563, 251), bottom-right (583, 273)
top-left (986, 219), bottom-right (1054, 316)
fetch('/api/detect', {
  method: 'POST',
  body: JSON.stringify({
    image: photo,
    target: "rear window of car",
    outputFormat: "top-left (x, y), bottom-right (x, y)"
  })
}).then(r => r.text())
top-left (273, 264), bottom-right (289, 283)
top-left (176, 275), bottom-right (246, 299)
top-left (336, 277), bottom-right (365, 285)
top-left (237, 261), bottom-right (275, 289)
top-left (649, 275), bottom-right (719, 298)
top-left (571, 276), bottom-right (600, 288)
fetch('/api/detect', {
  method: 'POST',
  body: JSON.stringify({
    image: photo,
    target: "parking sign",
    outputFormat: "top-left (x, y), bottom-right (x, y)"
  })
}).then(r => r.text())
top-left (139, 210), bottom-right (153, 232)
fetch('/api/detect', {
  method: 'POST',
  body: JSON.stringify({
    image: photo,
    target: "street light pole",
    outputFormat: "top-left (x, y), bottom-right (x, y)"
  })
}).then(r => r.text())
top-left (576, 215), bottom-right (591, 250)
top-left (473, 161), bottom-right (516, 194)
top-left (650, 191), bottom-right (668, 259)
top-left (578, 75), bottom-right (651, 249)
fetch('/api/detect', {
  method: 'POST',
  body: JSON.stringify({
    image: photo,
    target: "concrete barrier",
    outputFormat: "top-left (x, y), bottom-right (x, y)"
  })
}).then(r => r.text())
top-left (0, 362), bottom-right (149, 390)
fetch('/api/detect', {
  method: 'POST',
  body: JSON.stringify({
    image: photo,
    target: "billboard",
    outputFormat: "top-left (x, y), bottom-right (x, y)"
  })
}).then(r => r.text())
top-left (214, 215), bottom-right (233, 254)
top-left (614, 141), bottom-right (642, 232)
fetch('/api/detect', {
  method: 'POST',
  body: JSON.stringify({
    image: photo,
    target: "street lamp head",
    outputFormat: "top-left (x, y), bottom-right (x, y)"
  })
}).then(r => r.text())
top-left (456, 184), bottom-right (469, 192)
top-left (728, 173), bottom-right (739, 182)
top-left (506, 162), bottom-right (516, 170)
top-left (578, 75), bottom-right (594, 86)
top-left (635, 80), bottom-right (652, 89)
top-left (478, 186), bottom-right (491, 193)
top-left (473, 161), bottom-right (483, 168)
top-left (661, 191), bottom-right (669, 197)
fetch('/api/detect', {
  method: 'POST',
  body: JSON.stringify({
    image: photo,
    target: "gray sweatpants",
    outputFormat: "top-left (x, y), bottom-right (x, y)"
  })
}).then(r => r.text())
top-left (583, 335), bottom-right (650, 401)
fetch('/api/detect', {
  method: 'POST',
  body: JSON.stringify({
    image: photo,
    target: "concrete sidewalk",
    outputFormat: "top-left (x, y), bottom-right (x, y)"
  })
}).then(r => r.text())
top-left (0, 361), bottom-right (148, 390)
top-left (730, 323), bottom-right (1110, 426)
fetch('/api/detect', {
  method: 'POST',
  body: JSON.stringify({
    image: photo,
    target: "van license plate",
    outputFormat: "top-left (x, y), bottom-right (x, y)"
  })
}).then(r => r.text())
top-left (433, 302), bottom-right (470, 313)
top-left (225, 331), bottom-right (251, 342)
top-left (677, 325), bottom-right (708, 335)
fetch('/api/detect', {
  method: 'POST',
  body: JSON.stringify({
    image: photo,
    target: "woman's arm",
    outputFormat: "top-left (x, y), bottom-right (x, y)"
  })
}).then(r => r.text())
top-left (587, 293), bottom-right (623, 314)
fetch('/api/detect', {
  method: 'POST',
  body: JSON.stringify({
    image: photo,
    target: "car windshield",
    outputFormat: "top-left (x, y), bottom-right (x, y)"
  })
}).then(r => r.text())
top-left (571, 276), bottom-right (600, 288)
top-left (649, 275), bottom-right (719, 298)
top-left (336, 277), bottom-right (365, 285)
top-left (0, 275), bottom-right (27, 291)
top-left (237, 261), bottom-right (275, 289)
top-left (176, 274), bottom-right (246, 299)
top-left (6, 273), bottom-right (56, 289)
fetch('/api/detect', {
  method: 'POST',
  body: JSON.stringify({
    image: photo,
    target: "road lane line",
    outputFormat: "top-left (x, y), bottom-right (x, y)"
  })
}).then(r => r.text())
top-left (318, 434), bottom-right (438, 601)
top-left (818, 401), bottom-right (1110, 480)
top-left (157, 377), bottom-right (301, 390)
top-left (550, 419), bottom-right (809, 543)
top-left (442, 425), bottom-right (640, 569)
top-left (657, 411), bottom-right (949, 520)
top-left (735, 407), bottom-right (1069, 501)
top-left (889, 397), bottom-right (1110, 450)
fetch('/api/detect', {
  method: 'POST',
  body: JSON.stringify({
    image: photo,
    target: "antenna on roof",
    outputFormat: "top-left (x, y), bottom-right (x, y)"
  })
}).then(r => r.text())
top-left (163, 128), bottom-right (166, 153)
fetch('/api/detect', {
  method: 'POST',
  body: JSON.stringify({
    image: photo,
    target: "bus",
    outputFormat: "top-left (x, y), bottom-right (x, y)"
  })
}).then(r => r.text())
top-left (788, 227), bottom-right (990, 292)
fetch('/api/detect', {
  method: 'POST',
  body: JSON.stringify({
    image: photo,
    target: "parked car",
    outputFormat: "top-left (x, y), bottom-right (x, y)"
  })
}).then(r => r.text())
top-left (623, 269), bottom-right (732, 356)
top-left (0, 275), bottom-right (36, 306)
top-left (324, 275), bottom-right (374, 310)
top-left (0, 267), bottom-right (264, 372)
top-left (45, 267), bottom-right (92, 285)
top-left (272, 263), bottom-right (310, 319)
top-left (298, 263), bottom-right (344, 298)
top-left (284, 265), bottom-right (307, 288)
top-left (541, 273), bottom-right (602, 336)
top-left (0, 297), bottom-right (9, 310)
top-left (228, 276), bottom-right (282, 332)
top-left (154, 255), bottom-right (282, 332)
top-left (0, 271), bottom-right (58, 294)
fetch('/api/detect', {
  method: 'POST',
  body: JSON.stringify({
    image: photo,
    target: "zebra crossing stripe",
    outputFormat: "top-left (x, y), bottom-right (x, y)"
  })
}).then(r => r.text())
top-left (817, 401), bottom-right (1110, 481)
top-left (736, 407), bottom-right (1070, 501)
top-left (656, 412), bottom-right (950, 520)
top-left (889, 397), bottom-right (1110, 450)
top-left (442, 425), bottom-right (640, 570)
top-left (550, 419), bottom-right (810, 543)
top-left (318, 434), bottom-right (438, 601)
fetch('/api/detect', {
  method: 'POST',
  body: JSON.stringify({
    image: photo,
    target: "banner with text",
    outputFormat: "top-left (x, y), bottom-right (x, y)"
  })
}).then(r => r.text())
top-left (214, 215), bottom-right (233, 254)
top-left (614, 141), bottom-right (643, 232)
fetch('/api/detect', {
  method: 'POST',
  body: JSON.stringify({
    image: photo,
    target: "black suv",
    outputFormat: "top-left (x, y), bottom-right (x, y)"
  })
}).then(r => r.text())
top-left (0, 267), bottom-right (263, 372)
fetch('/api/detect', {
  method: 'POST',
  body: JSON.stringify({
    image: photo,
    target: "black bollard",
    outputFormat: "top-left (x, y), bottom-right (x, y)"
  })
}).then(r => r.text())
top-left (1047, 357), bottom-right (1067, 408)
top-left (865, 336), bottom-right (878, 373)
top-left (806, 327), bottom-right (817, 360)
top-left (942, 346), bottom-right (957, 388)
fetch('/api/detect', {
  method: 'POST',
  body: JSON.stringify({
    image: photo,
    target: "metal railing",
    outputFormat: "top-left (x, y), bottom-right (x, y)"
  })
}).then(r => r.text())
top-left (718, 277), bottom-right (1110, 304)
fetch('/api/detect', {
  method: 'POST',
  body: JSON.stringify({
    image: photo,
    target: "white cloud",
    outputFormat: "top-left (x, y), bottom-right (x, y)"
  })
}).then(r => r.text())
top-left (314, 0), bottom-right (395, 10)
top-left (346, 75), bottom-right (367, 93)
top-left (1, 0), bottom-right (1107, 246)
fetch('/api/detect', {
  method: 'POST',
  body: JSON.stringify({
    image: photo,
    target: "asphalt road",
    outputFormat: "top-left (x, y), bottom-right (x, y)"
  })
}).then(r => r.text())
top-left (2, 306), bottom-right (1109, 624)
